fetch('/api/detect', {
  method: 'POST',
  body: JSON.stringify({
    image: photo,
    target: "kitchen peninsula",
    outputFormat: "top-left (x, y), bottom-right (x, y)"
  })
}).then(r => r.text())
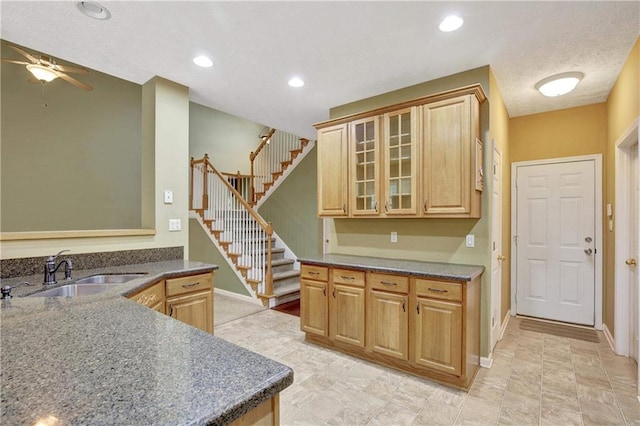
top-left (0, 260), bottom-right (293, 425)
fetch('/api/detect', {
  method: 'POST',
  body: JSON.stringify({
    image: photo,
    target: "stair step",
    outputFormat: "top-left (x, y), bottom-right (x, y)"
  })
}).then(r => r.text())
top-left (271, 258), bottom-right (295, 274)
top-left (273, 280), bottom-right (300, 298)
top-left (273, 269), bottom-right (300, 282)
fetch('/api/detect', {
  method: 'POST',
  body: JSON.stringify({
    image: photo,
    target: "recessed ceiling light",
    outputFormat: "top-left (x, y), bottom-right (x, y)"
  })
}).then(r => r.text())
top-left (193, 56), bottom-right (213, 68)
top-left (535, 72), bottom-right (584, 97)
top-left (76, 1), bottom-right (111, 20)
top-left (288, 77), bottom-right (304, 88)
top-left (439, 15), bottom-right (463, 32)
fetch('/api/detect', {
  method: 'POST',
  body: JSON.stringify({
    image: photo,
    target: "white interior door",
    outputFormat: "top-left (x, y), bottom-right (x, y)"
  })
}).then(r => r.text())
top-left (515, 160), bottom-right (596, 325)
top-left (490, 142), bottom-right (503, 350)
top-left (629, 143), bottom-right (638, 362)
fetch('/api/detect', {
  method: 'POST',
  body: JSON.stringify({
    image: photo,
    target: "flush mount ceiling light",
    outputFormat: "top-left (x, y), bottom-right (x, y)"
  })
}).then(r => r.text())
top-left (439, 15), bottom-right (464, 32)
top-left (535, 72), bottom-right (584, 97)
top-left (288, 77), bottom-right (304, 88)
top-left (193, 56), bottom-right (213, 68)
top-left (76, 1), bottom-right (111, 20)
top-left (26, 64), bottom-right (58, 82)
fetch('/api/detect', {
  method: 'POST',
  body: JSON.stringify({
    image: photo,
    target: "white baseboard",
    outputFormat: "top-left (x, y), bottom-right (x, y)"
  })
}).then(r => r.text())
top-left (480, 355), bottom-right (493, 368)
top-left (214, 288), bottom-right (264, 306)
top-left (500, 310), bottom-right (511, 340)
top-left (603, 323), bottom-right (616, 353)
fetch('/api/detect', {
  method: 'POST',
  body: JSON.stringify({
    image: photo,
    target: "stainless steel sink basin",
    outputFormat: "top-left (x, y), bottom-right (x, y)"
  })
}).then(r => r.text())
top-left (74, 273), bottom-right (146, 284)
top-left (29, 273), bottom-right (147, 297)
top-left (29, 284), bottom-right (115, 297)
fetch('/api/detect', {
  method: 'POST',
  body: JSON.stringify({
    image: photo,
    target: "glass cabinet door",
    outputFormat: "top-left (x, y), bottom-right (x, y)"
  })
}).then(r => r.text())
top-left (384, 107), bottom-right (417, 215)
top-left (350, 117), bottom-right (379, 215)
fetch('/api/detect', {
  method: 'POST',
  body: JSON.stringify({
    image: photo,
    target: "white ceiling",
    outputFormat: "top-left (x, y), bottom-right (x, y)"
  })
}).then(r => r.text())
top-left (1, 1), bottom-right (639, 139)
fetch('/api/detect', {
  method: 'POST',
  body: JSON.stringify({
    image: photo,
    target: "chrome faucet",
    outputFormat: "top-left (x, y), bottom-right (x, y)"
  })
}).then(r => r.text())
top-left (43, 250), bottom-right (73, 285)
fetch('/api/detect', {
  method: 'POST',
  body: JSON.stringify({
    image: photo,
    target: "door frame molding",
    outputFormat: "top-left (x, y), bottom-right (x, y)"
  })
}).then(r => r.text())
top-left (490, 140), bottom-right (503, 352)
top-left (614, 117), bottom-right (640, 356)
top-left (511, 154), bottom-right (603, 329)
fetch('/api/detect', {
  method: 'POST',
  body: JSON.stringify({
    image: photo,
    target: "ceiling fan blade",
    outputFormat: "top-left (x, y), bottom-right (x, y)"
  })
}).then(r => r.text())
top-left (6, 44), bottom-right (37, 63)
top-left (54, 64), bottom-right (89, 74)
top-left (58, 72), bottom-right (93, 91)
top-left (0, 58), bottom-right (30, 65)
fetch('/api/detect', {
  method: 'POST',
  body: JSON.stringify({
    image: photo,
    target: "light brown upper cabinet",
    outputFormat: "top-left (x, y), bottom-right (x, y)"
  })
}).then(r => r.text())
top-left (350, 117), bottom-right (380, 216)
top-left (383, 107), bottom-right (418, 216)
top-left (421, 94), bottom-right (481, 218)
top-left (317, 124), bottom-right (349, 216)
top-left (315, 84), bottom-right (486, 219)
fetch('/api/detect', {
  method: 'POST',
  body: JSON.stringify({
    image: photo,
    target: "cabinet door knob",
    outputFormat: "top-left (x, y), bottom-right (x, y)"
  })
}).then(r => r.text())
top-left (169, 305), bottom-right (174, 317)
top-left (342, 204), bottom-right (346, 213)
top-left (323, 287), bottom-right (326, 296)
top-left (332, 288), bottom-right (336, 298)
top-left (497, 255), bottom-right (506, 262)
top-left (423, 200), bottom-right (428, 213)
top-left (417, 303), bottom-right (420, 314)
top-left (402, 299), bottom-right (406, 312)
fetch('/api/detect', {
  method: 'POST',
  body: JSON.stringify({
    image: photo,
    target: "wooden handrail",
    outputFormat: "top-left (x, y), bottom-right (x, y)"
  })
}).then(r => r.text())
top-left (249, 128), bottom-right (276, 205)
top-left (250, 128), bottom-right (276, 162)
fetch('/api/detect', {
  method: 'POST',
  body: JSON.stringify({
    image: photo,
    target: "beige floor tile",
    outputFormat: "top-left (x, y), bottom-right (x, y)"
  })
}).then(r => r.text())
top-left (362, 378), bottom-right (399, 400)
top-left (580, 400), bottom-right (626, 425)
top-left (618, 393), bottom-right (640, 423)
top-left (455, 395), bottom-right (501, 425)
top-left (367, 401), bottom-right (419, 426)
top-left (348, 390), bottom-right (388, 416)
top-left (327, 407), bottom-right (372, 425)
top-left (299, 373), bottom-right (337, 393)
top-left (429, 385), bottom-right (467, 409)
top-left (506, 375), bottom-right (541, 400)
top-left (298, 392), bottom-right (346, 423)
top-left (577, 383), bottom-right (618, 404)
top-left (388, 387), bottom-right (427, 414)
top-left (540, 403), bottom-right (582, 426)
top-left (413, 399), bottom-right (460, 425)
top-left (541, 389), bottom-right (580, 412)
top-left (280, 406), bottom-right (328, 426)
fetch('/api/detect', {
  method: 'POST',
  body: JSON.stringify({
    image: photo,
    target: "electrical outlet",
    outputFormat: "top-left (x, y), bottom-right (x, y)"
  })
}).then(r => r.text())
top-left (391, 232), bottom-right (398, 243)
top-left (466, 234), bottom-right (475, 248)
top-left (164, 190), bottom-right (173, 204)
top-left (169, 219), bottom-right (181, 231)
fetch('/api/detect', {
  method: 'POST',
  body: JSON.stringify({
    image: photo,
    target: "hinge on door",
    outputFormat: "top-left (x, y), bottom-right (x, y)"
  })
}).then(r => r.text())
top-left (513, 235), bottom-right (518, 246)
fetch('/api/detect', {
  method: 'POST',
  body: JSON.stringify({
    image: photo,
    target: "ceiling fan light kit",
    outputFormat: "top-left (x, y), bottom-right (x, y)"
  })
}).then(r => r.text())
top-left (535, 71), bottom-right (584, 97)
top-left (26, 64), bottom-right (58, 82)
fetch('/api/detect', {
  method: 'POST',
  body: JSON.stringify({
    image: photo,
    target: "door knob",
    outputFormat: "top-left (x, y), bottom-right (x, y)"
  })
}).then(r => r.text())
top-left (584, 248), bottom-right (593, 255)
top-left (626, 258), bottom-right (637, 266)
top-left (498, 255), bottom-right (506, 261)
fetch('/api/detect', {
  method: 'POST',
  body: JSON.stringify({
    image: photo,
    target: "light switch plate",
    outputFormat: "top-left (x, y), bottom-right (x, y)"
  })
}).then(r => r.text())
top-left (466, 234), bottom-right (475, 248)
top-left (391, 232), bottom-right (398, 243)
top-left (169, 219), bottom-right (181, 231)
top-left (164, 190), bottom-right (173, 204)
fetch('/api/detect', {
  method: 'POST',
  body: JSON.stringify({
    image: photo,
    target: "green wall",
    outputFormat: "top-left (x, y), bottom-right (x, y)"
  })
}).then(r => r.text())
top-left (189, 218), bottom-right (250, 295)
top-left (259, 146), bottom-right (322, 258)
top-left (1, 41), bottom-right (142, 232)
top-left (189, 102), bottom-right (265, 175)
top-left (326, 66), bottom-right (493, 357)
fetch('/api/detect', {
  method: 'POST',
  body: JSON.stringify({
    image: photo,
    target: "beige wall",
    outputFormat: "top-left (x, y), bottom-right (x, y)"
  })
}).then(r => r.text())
top-left (605, 36), bottom-right (640, 335)
top-left (0, 42), bottom-right (142, 231)
top-left (327, 66), bottom-right (494, 357)
top-left (489, 69), bottom-right (511, 323)
top-left (1, 77), bottom-right (191, 260)
top-left (189, 102), bottom-right (265, 175)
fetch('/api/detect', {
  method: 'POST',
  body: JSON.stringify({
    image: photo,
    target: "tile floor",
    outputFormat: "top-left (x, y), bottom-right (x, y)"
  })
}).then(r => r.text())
top-left (214, 308), bottom-right (640, 425)
top-left (213, 291), bottom-right (266, 325)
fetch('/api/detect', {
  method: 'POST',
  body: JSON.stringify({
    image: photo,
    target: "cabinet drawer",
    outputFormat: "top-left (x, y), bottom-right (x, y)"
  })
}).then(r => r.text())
top-left (129, 281), bottom-right (165, 308)
top-left (332, 268), bottom-right (365, 287)
top-left (368, 272), bottom-right (409, 294)
top-left (414, 279), bottom-right (462, 302)
top-left (301, 264), bottom-right (329, 282)
top-left (166, 273), bottom-right (212, 297)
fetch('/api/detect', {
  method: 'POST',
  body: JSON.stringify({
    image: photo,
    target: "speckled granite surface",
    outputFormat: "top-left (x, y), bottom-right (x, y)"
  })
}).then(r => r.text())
top-left (1, 260), bottom-right (294, 425)
top-left (298, 253), bottom-right (484, 281)
top-left (1, 246), bottom-right (184, 278)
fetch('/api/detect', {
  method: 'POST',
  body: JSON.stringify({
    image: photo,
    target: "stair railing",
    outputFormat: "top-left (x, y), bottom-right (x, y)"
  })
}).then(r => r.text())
top-left (249, 128), bottom-right (305, 205)
top-left (191, 154), bottom-right (274, 298)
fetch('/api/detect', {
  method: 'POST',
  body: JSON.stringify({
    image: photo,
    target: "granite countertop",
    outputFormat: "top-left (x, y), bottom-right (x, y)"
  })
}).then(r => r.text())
top-left (298, 253), bottom-right (484, 281)
top-left (0, 260), bottom-right (294, 425)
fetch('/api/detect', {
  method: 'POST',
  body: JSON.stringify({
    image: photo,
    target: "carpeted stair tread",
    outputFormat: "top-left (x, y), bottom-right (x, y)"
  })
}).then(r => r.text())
top-left (273, 270), bottom-right (300, 281)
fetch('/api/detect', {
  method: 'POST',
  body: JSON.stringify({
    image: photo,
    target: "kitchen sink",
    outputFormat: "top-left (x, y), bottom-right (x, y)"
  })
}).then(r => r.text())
top-left (29, 284), bottom-right (115, 298)
top-left (29, 273), bottom-right (147, 297)
top-left (74, 273), bottom-right (146, 284)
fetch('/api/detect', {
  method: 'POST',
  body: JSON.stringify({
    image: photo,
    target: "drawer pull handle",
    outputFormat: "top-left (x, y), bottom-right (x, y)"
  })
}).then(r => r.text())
top-left (341, 275), bottom-right (355, 280)
top-left (381, 281), bottom-right (397, 286)
top-left (182, 282), bottom-right (199, 289)
top-left (323, 287), bottom-right (326, 296)
top-left (332, 288), bottom-right (336, 298)
top-left (428, 287), bottom-right (448, 294)
top-left (169, 305), bottom-right (174, 317)
top-left (417, 303), bottom-right (420, 314)
top-left (308, 271), bottom-right (319, 276)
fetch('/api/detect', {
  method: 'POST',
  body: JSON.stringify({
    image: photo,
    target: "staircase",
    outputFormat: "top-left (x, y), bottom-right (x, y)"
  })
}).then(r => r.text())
top-left (250, 129), bottom-right (310, 207)
top-left (190, 131), bottom-right (308, 308)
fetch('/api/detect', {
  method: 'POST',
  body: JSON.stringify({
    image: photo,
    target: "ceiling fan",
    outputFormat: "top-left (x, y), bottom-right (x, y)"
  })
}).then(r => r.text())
top-left (1, 43), bottom-right (92, 91)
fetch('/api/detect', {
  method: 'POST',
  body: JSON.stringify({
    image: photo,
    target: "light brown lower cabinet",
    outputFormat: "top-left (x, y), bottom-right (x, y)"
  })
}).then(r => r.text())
top-left (128, 271), bottom-right (214, 334)
top-left (301, 263), bottom-right (481, 390)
